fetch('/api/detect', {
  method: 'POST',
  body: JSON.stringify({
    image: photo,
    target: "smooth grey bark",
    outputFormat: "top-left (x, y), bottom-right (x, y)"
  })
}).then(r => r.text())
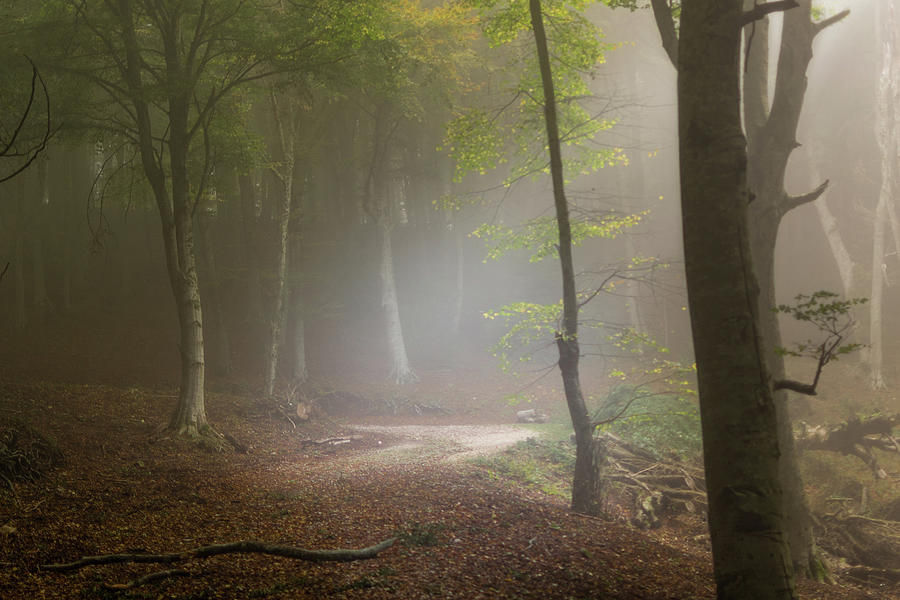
top-left (651, 0), bottom-right (845, 579)
top-left (742, 1), bottom-right (849, 578)
top-left (114, 0), bottom-right (211, 439)
top-left (366, 106), bottom-right (416, 385)
top-left (678, 1), bottom-right (795, 598)
top-left (378, 218), bottom-right (416, 384)
top-left (264, 88), bottom-right (297, 397)
top-left (870, 0), bottom-right (899, 391)
top-left (529, 0), bottom-right (602, 516)
top-left (452, 217), bottom-right (464, 336)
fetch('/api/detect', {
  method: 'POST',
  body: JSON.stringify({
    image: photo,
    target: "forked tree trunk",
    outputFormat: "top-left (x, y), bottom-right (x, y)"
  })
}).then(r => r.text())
top-left (529, 0), bottom-right (602, 516)
top-left (118, 2), bottom-right (211, 439)
top-left (679, 1), bottom-right (795, 597)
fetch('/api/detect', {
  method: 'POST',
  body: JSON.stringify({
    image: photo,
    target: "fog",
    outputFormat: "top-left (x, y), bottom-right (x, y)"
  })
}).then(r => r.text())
top-left (0, 0), bottom-right (895, 409)
top-left (0, 1), bottom-right (898, 596)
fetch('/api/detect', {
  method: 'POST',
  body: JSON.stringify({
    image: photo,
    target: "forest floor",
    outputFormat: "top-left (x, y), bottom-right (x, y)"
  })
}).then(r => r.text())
top-left (0, 364), bottom-right (896, 600)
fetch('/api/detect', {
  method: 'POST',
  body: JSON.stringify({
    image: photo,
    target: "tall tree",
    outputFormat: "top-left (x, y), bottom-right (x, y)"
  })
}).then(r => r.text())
top-left (352, 0), bottom-right (475, 384)
top-left (647, 0), bottom-right (847, 577)
top-left (27, 0), bottom-right (315, 442)
top-left (678, 1), bottom-right (795, 597)
top-left (527, 0), bottom-right (602, 516)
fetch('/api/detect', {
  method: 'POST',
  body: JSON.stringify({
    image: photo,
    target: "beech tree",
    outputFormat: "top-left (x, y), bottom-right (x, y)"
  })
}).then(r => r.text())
top-left (24, 0), bottom-right (332, 442)
top-left (647, 0), bottom-right (848, 577)
top-left (458, 0), bottom-right (641, 515)
top-left (677, 1), bottom-right (795, 597)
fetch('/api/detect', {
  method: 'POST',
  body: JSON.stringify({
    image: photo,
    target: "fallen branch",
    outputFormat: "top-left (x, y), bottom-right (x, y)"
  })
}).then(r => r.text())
top-left (103, 568), bottom-right (190, 590)
top-left (796, 414), bottom-right (899, 479)
top-left (43, 537), bottom-right (396, 573)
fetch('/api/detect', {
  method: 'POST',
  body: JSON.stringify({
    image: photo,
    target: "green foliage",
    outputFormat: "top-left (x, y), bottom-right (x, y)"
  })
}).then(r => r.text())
top-left (594, 384), bottom-right (701, 460)
top-left (484, 301), bottom-right (563, 371)
top-left (474, 437), bottom-right (575, 498)
top-left (472, 210), bottom-right (648, 262)
top-left (449, 0), bottom-right (625, 184)
top-left (607, 328), bottom-right (696, 396)
top-left (596, 330), bottom-right (699, 460)
top-left (774, 290), bottom-right (866, 361)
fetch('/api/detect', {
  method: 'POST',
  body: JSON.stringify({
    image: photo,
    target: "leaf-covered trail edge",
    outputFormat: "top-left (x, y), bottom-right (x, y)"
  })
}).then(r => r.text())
top-left (0, 380), bottom-right (886, 599)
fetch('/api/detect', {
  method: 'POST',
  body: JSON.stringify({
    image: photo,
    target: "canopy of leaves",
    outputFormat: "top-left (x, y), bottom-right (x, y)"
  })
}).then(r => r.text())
top-left (774, 290), bottom-right (867, 360)
top-left (447, 0), bottom-right (624, 184)
top-left (472, 209), bottom-right (647, 262)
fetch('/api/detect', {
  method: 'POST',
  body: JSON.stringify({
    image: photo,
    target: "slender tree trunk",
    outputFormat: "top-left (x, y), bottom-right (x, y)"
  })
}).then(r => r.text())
top-left (451, 218), bottom-right (464, 336)
top-left (378, 217), bottom-right (416, 384)
top-left (870, 0), bottom-right (899, 391)
top-left (119, 2), bottom-right (210, 439)
top-left (165, 107), bottom-right (209, 437)
top-left (742, 0), bottom-right (848, 579)
top-left (367, 106), bottom-right (416, 385)
top-left (529, 0), bottom-right (602, 516)
top-left (264, 176), bottom-right (291, 396)
top-left (264, 88), bottom-right (297, 397)
top-left (679, 1), bottom-right (795, 597)
top-left (289, 184), bottom-right (307, 384)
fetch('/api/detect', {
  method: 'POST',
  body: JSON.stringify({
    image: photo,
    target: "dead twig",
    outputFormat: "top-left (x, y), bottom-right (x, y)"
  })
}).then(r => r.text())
top-left (43, 537), bottom-right (397, 574)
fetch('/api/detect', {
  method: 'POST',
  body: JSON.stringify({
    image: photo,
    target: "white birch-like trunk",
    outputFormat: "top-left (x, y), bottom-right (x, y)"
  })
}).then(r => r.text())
top-left (379, 219), bottom-right (416, 384)
top-left (292, 304), bottom-right (307, 383)
top-left (451, 219), bottom-right (464, 336)
top-left (264, 88), bottom-right (296, 397)
top-left (870, 0), bottom-right (899, 390)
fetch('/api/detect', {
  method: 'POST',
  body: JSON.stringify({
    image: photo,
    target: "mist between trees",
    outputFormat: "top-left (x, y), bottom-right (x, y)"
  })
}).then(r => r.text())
top-left (0, 1), bottom-right (898, 599)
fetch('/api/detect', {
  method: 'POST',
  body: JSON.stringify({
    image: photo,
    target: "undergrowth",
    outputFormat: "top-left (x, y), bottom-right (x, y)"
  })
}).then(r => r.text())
top-left (472, 436), bottom-right (575, 499)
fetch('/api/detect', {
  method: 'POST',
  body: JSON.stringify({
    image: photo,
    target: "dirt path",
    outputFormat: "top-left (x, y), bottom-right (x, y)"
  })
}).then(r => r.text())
top-left (349, 423), bottom-right (536, 462)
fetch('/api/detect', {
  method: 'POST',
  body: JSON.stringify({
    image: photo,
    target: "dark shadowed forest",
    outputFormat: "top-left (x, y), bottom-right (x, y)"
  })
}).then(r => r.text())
top-left (1, 1), bottom-right (898, 599)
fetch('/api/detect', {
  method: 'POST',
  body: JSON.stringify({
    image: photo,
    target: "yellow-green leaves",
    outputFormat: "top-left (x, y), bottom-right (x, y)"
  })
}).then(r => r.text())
top-left (472, 210), bottom-right (648, 262)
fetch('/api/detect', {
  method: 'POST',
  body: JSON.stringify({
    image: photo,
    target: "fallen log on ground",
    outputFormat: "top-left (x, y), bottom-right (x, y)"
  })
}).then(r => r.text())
top-left (42, 537), bottom-right (397, 589)
top-left (796, 414), bottom-right (899, 479)
top-left (594, 432), bottom-right (707, 528)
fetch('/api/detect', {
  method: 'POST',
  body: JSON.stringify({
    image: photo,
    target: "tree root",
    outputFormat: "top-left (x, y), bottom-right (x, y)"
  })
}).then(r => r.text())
top-left (44, 538), bottom-right (397, 588)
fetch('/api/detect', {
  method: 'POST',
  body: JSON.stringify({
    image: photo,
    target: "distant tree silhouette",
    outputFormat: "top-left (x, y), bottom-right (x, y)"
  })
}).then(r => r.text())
top-left (1, 57), bottom-right (54, 185)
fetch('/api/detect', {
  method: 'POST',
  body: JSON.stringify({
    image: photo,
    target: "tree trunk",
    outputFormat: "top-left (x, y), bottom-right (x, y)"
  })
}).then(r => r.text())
top-left (529, 0), bottom-right (602, 516)
top-left (679, 1), bottom-right (795, 597)
top-left (264, 88), bottom-right (298, 397)
top-left (379, 217), bottom-right (416, 384)
top-left (451, 218), bottom-right (464, 337)
top-left (870, 0), bottom-right (899, 391)
top-left (117, 1), bottom-right (211, 439)
top-left (742, 0), bottom-right (848, 579)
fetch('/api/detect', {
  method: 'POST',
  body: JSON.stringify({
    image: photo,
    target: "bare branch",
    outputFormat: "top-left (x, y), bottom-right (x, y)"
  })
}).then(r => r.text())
top-left (742, 1), bottom-right (799, 26)
top-left (43, 537), bottom-right (397, 573)
top-left (650, 0), bottom-right (678, 69)
top-left (781, 179), bottom-right (829, 214)
top-left (773, 378), bottom-right (817, 395)
top-left (813, 9), bottom-right (850, 36)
